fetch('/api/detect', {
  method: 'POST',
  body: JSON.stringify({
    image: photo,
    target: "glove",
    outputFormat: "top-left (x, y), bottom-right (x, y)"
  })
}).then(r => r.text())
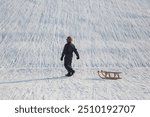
top-left (77, 56), bottom-right (80, 60)
top-left (60, 57), bottom-right (63, 61)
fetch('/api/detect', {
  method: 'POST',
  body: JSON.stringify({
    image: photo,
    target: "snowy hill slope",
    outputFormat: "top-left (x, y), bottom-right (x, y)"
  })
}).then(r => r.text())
top-left (0, 0), bottom-right (150, 99)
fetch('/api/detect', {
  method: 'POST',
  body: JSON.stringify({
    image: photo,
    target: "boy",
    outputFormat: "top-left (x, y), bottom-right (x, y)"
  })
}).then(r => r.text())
top-left (61, 36), bottom-right (80, 76)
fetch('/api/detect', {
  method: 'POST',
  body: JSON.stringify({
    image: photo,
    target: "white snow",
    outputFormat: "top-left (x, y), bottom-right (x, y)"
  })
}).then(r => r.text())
top-left (0, 0), bottom-right (150, 99)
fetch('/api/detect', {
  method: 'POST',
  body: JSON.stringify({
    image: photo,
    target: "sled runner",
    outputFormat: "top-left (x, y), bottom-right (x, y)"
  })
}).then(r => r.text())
top-left (97, 70), bottom-right (122, 79)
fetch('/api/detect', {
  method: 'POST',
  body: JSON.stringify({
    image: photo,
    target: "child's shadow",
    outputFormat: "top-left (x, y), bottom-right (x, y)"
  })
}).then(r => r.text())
top-left (0, 76), bottom-right (67, 85)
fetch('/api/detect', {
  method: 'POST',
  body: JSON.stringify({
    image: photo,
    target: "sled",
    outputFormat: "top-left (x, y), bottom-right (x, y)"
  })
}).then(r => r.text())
top-left (97, 70), bottom-right (122, 80)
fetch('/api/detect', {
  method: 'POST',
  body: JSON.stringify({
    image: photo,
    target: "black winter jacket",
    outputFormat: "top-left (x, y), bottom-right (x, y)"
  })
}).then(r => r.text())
top-left (61, 43), bottom-right (79, 59)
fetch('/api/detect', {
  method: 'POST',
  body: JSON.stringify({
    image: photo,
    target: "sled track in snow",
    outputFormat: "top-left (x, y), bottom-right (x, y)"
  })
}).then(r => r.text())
top-left (0, 0), bottom-right (150, 99)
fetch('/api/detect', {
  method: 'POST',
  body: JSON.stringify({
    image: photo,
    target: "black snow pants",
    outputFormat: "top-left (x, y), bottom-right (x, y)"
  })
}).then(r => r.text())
top-left (64, 56), bottom-right (74, 73)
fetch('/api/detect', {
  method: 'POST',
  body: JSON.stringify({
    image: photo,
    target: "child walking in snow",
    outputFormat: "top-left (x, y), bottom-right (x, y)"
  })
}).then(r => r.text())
top-left (61, 36), bottom-right (80, 76)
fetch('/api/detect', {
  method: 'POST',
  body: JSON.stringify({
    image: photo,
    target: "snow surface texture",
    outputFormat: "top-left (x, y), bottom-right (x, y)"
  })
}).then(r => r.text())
top-left (0, 0), bottom-right (150, 100)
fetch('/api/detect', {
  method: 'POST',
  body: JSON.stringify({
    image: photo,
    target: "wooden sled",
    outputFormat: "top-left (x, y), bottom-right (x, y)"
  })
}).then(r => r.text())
top-left (97, 70), bottom-right (122, 80)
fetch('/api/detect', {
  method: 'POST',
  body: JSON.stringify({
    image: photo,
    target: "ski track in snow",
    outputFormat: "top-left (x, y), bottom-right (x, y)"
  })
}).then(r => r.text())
top-left (0, 0), bottom-right (150, 99)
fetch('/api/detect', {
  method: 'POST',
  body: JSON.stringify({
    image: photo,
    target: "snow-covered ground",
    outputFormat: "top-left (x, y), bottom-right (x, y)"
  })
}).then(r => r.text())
top-left (0, 0), bottom-right (150, 100)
